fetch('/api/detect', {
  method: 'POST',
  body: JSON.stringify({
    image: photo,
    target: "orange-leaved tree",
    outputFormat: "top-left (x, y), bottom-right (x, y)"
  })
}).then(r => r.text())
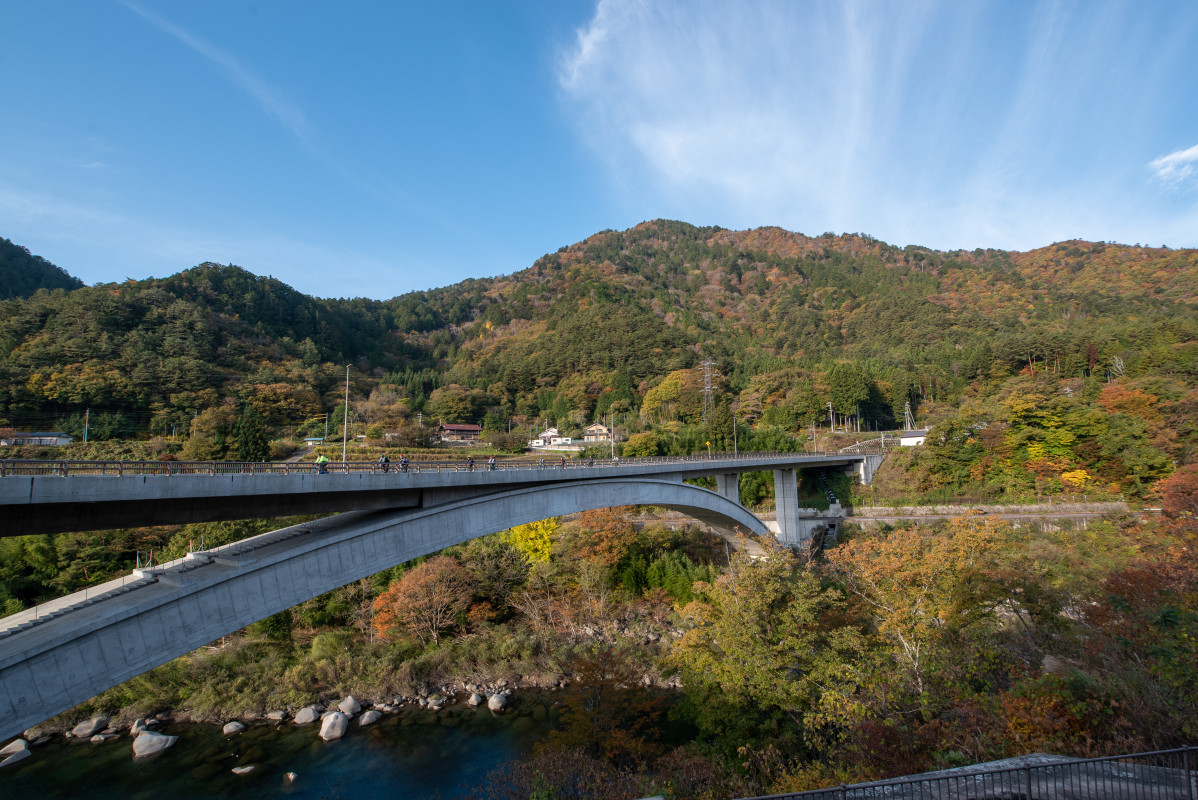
top-left (372, 555), bottom-right (470, 645)
top-left (570, 508), bottom-right (638, 567)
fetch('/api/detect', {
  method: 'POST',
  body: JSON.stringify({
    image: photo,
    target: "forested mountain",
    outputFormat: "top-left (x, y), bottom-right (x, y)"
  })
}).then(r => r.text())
top-left (0, 238), bottom-right (84, 299)
top-left (3, 224), bottom-right (1195, 794)
top-left (1, 221), bottom-right (1195, 497)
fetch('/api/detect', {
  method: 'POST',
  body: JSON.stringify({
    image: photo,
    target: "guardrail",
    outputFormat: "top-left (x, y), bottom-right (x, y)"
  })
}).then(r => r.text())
top-left (740, 746), bottom-right (1197, 800)
top-left (0, 451), bottom-right (844, 478)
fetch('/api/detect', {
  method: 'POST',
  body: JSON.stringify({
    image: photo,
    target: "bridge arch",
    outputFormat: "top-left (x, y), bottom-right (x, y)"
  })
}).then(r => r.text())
top-left (1, 479), bottom-right (765, 738)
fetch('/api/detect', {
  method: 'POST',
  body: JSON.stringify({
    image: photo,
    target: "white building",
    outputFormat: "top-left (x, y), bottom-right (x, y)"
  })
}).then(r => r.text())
top-left (0, 431), bottom-right (75, 447)
top-left (900, 429), bottom-right (928, 446)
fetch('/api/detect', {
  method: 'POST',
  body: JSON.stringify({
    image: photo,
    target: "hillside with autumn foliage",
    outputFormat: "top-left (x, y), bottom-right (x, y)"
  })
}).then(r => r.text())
top-left (3, 223), bottom-right (1198, 796)
top-left (1, 220), bottom-right (1195, 503)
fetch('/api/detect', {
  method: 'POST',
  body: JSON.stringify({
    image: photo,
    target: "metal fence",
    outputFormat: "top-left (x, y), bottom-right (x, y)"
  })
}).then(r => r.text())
top-left (740, 747), bottom-right (1197, 800)
top-left (0, 451), bottom-right (838, 478)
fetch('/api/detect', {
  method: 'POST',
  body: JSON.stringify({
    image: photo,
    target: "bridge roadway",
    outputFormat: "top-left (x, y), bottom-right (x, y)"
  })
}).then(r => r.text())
top-left (0, 452), bottom-right (877, 537)
top-left (0, 452), bottom-right (879, 738)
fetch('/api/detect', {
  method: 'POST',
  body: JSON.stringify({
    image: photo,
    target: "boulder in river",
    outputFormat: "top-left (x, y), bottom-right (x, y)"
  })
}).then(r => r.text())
top-left (319, 712), bottom-right (349, 741)
top-left (0, 739), bottom-right (28, 757)
top-left (266, 710), bottom-right (287, 721)
top-left (284, 771), bottom-right (298, 783)
top-left (70, 716), bottom-right (108, 738)
top-left (466, 693), bottom-right (484, 707)
top-left (130, 719), bottom-right (149, 735)
top-left (222, 721), bottom-right (245, 735)
top-left (487, 694), bottom-right (507, 712)
top-left (293, 707), bottom-right (319, 725)
top-left (132, 731), bottom-right (177, 758)
top-left (232, 765), bottom-right (256, 775)
top-left (358, 710), bottom-right (381, 727)
top-left (338, 696), bottom-right (361, 715)
top-left (0, 749), bottom-right (31, 769)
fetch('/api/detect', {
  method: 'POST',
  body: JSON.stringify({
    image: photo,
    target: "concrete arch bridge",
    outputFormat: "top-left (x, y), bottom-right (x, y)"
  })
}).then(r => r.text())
top-left (0, 452), bottom-right (881, 738)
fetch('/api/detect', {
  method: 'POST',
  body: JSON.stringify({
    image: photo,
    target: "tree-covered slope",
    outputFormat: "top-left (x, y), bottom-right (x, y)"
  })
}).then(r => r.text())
top-left (0, 222), bottom-right (1194, 499)
top-left (0, 238), bottom-right (84, 299)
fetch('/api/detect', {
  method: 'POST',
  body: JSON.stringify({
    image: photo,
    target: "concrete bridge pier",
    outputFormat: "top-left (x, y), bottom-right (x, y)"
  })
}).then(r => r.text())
top-left (772, 468), bottom-right (805, 545)
top-left (715, 473), bottom-right (740, 505)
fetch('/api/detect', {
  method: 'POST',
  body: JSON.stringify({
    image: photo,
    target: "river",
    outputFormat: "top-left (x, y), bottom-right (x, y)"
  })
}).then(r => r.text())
top-left (0, 699), bottom-right (557, 800)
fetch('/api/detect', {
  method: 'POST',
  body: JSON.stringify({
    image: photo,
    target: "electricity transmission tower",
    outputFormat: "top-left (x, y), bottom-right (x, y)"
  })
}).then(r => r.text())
top-left (701, 358), bottom-right (715, 423)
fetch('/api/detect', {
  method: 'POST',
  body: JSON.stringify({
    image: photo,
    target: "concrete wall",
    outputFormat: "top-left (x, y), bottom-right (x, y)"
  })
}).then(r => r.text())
top-left (0, 479), bottom-right (764, 739)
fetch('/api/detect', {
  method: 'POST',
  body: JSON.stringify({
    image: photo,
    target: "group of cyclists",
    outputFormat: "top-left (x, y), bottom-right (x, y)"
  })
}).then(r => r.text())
top-left (315, 452), bottom-right (619, 474)
top-left (314, 453), bottom-right (410, 474)
top-left (374, 453), bottom-right (409, 473)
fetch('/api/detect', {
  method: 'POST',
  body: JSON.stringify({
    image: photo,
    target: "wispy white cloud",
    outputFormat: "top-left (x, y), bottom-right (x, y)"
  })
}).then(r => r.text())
top-left (1148, 143), bottom-right (1198, 187)
top-left (120, 1), bottom-right (312, 148)
top-left (558, 0), bottom-right (1198, 250)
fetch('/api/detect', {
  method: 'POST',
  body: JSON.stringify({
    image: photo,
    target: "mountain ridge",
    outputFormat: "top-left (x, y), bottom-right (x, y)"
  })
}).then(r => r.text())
top-left (1, 220), bottom-right (1194, 500)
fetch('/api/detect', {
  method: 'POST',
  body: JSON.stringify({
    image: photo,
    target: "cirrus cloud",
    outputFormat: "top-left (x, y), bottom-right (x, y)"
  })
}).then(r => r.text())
top-left (558, 0), bottom-right (1198, 250)
top-left (1149, 143), bottom-right (1198, 187)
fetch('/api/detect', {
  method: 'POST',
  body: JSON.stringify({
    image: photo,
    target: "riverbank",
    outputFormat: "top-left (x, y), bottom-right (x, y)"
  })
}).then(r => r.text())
top-left (3, 691), bottom-right (562, 800)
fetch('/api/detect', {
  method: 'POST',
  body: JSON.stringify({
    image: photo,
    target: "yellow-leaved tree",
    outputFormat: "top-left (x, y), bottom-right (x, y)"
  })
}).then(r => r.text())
top-left (502, 517), bottom-right (559, 563)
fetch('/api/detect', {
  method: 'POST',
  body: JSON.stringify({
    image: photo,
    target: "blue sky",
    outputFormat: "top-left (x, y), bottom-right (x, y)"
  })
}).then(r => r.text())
top-left (2, 0), bottom-right (1196, 299)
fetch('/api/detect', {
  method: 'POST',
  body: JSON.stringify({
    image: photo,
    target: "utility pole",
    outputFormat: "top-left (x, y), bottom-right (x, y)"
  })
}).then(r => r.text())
top-left (732, 404), bottom-right (738, 456)
top-left (904, 401), bottom-right (915, 431)
top-left (342, 365), bottom-right (350, 464)
top-left (324, 413), bottom-right (329, 443)
top-left (83, 408), bottom-right (89, 444)
top-left (827, 402), bottom-right (834, 432)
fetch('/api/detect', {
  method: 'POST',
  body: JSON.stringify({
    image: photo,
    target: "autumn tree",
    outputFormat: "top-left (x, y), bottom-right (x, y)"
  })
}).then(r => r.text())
top-left (669, 541), bottom-right (864, 750)
top-left (372, 556), bottom-right (470, 645)
top-left (1156, 463), bottom-right (1198, 528)
top-left (502, 517), bottom-right (559, 563)
top-left (622, 431), bottom-right (661, 457)
top-left (825, 515), bottom-right (1012, 698)
top-left (181, 404), bottom-right (237, 460)
top-left (567, 508), bottom-right (638, 567)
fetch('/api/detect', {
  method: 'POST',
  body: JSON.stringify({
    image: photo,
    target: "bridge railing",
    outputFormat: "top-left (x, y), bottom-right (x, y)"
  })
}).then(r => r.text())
top-left (738, 745), bottom-right (1197, 800)
top-left (0, 451), bottom-right (842, 478)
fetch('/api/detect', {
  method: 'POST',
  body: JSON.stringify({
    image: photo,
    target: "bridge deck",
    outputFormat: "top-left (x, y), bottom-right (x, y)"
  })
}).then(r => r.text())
top-left (0, 452), bottom-right (867, 536)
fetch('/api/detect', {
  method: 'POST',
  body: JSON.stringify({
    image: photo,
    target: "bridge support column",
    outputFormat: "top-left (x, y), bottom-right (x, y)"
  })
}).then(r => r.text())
top-left (715, 473), bottom-right (740, 505)
top-left (773, 468), bottom-right (804, 545)
top-left (855, 454), bottom-right (884, 485)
